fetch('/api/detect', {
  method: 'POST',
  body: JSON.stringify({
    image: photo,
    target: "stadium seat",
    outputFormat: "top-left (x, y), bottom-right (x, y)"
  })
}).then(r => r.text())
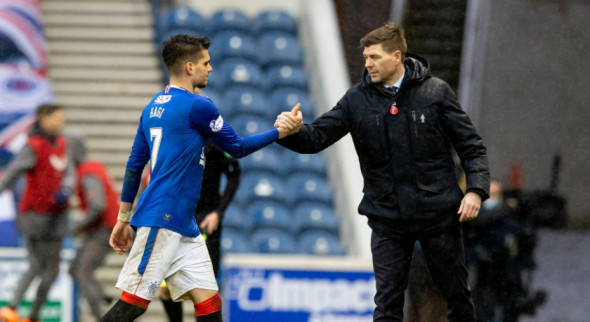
top-left (283, 150), bottom-right (327, 176)
top-left (223, 87), bottom-right (270, 118)
top-left (269, 88), bottom-right (315, 121)
top-left (258, 32), bottom-right (303, 68)
top-left (252, 10), bottom-right (297, 35)
top-left (219, 58), bottom-right (264, 89)
top-left (209, 31), bottom-right (258, 64)
top-left (156, 7), bottom-right (207, 42)
top-left (221, 227), bottom-right (252, 253)
top-left (222, 204), bottom-right (252, 233)
top-left (251, 228), bottom-right (297, 254)
top-left (299, 230), bottom-right (345, 255)
top-left (240, 148), bottom-right (283, 175)
top-left (287, 173), bottom-right (333, 206)
top-left (247, 201), bottom-right (292, 232)
top-left (229, 114), bottom-right (268, 137)
top-left (234, 171), bottom-right (287, 205)
top-left (264, 65), bottom-right (309, 92)
top-left (294, 202), bottom-right (339, 234)
top-left (209, 8), bottom-right (250, 36)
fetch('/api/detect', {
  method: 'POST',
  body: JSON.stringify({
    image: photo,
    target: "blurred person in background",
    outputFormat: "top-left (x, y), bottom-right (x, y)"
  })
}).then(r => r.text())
top-left (66, 133), bottom-right (119, 321)
top-left (464, 179), bottom-right (522, 322)
top-left (159, 138), bottom-right (241, 322)
top-left (275, 21), bottom-right (489, 321)
top-left (0, 104), bottom-right (74, 322)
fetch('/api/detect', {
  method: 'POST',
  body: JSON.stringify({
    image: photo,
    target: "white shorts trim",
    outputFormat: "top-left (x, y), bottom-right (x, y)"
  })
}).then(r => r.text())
top-left (115, 227), bottom-right (218, 301)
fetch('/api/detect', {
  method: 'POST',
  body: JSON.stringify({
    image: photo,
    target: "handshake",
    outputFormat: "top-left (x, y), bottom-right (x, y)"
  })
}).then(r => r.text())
top-left (274, 103), bottom-right (303, 139)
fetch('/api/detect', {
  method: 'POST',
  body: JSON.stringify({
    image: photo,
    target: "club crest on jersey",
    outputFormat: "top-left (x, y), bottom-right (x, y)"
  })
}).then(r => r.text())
top-left (210, 115), bottom-right (224, 132)
top-left (154, 95), bottom-right (171, 104)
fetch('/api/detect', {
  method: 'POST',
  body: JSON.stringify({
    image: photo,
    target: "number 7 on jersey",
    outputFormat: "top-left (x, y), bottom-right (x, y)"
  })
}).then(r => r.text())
top-left (150, 127), bottom-right (162, 171)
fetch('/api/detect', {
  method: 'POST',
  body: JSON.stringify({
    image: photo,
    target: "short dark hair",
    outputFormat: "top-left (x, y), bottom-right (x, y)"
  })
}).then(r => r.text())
top-left (162, 34), bottom-right (211, 75)
top-left (360, 22), bottom-right (407, 59)
top-left (36, 104), bottom-right (61, 119)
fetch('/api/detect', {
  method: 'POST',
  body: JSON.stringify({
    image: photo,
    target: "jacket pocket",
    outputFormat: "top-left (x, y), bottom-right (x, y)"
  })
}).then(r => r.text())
top-left (407, 109), bottom-right (447, 161)
top-left (357, 115), bottom-right (389, 166)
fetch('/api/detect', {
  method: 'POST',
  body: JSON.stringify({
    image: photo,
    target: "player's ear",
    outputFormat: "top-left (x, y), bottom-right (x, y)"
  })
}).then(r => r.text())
top-left (184, 62), bottom-right (194, 76)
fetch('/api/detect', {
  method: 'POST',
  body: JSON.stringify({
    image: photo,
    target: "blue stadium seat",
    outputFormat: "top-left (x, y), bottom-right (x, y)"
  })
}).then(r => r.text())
top-left (240, 148), bottom-right (283, 175)
top-left (209, 31), bottom-right (258, 64)
top-left (222, 204), bottom-right (252, 233)
top-left (209, 8), bottom-right (250, 35)
top-left (264, 65), bottom-right (308, 92)
top-left (258, 32), bottom-right (303, 68)
top-left (229, 114), bottom-right (268, 137)
top-left (283, 150), bottom-right (327, 176)
top-left (269, 88), bottom-right (315, 121)
top-left (156, 7), bottom-right (207, 42)
top-left (223, 87), bottom-right (270, 118)
top-left (205, 64), bottom-right (224, 90)
top-left (299, 230), bottom-right (345, 255)
top-left (287, 173), bottom-right (333, 206)
top-left (247, 201), bottom-right (292, 232)
top-left (234, 172), bottom-right (287, 205)
top-left (200, 89), bottom-right (222, 106)
top-left (252, 10), bottom-right (297, 35)
top-left (251, 228), bottom-right (297, 254)
top-left (219, 58), bottom-right (264, 89)
top-left (221, 227), bottom-right (252, 254)
top-left (294, 202), bottom-right (339, 234)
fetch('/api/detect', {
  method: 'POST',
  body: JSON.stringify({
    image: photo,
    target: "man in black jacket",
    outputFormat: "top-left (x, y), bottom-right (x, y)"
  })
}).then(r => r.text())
top-left (275, 22), bottom-right (489, 321)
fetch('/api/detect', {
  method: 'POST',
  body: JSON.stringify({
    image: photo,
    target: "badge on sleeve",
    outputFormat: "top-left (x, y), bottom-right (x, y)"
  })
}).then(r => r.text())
top-left (389, 102), bottom-right (399, 115)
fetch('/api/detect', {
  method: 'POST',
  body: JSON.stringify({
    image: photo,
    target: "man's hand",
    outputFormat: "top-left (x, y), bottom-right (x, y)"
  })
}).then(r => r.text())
top-left (110, 220), bottom-right (134, 254)
top-left (199, 211), bottom-right (220, 235)
top-left (457, 192), bottom-right (482, 222)
top-left (275, 103), bottom-right (303, 139)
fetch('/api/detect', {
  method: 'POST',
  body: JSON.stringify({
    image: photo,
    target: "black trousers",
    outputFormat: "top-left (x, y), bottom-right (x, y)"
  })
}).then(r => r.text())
top-left (371, 220), bottom-right (475, 322)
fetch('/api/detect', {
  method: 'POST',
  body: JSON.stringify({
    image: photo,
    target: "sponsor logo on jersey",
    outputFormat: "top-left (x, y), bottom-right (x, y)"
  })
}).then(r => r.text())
top-left (210, 115), bottom-right (224, 132)
top-left (154, 95), bottom-right (171, 104)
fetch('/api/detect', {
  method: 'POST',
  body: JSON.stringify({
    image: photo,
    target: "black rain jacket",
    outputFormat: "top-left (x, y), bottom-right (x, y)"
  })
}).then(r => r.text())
top-left (278, 54), bottom-right (490, 234)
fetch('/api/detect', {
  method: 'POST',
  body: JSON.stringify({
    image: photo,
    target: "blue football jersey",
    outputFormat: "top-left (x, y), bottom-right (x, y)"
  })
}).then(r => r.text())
top-left (125, 85), bottom-right (278, 237)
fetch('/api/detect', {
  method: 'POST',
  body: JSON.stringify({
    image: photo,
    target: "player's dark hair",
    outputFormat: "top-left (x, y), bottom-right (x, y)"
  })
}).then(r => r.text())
top-left (360, 22), bottom-right (407, 59)
top-left (162, 34), bottom-right (211, 75)
top-left (36, 104), bottom-right (61, 119)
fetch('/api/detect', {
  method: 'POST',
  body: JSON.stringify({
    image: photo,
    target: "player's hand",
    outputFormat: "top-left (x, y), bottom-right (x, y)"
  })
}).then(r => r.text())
top-left (275, 103), bottom-right (302, 138)
top-left (110, 221), bottom-right (134, 255)
top-left (457, 192), bottom-right (482, 222)
top-left (199, 211), bottom-right (220, 235)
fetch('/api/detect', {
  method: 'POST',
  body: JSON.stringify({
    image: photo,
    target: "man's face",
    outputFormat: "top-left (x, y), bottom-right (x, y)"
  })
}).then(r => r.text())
top-left (39, 110), bottom-right (65, 135)
top-left (363, 43), bottom-right (402, 85)
top-left (191, 49), bottom-right (213, 89)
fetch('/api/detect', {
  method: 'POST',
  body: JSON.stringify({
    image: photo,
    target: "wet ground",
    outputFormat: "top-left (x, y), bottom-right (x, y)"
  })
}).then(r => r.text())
top-left (520, 229), bottom-right (590, 322)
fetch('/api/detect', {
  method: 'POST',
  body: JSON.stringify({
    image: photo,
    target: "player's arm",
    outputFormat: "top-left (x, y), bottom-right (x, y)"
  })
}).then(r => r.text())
top-left (190, 99), bottom-right (282, 158)
top-left (110, 118), bottom-right (149, 254)
top-left (0, 144), bottom-right (36, 193)
top-left (277, 98), bottom-right (350, 154)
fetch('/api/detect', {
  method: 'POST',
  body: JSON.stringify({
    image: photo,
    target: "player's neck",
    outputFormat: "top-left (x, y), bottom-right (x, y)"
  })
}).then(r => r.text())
top-left (168, 76), bottom-right (194, 93)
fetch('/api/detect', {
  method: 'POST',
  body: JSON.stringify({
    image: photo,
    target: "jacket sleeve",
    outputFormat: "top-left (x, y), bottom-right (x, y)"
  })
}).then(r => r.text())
top-left (277, 97), bottom-right (351, 154)
top-left (0, 144), bottom-right (36, 192)
top-left (439, 82), bottom-right (490, 200)
top-left (216, 156), bottom-right (240, 220)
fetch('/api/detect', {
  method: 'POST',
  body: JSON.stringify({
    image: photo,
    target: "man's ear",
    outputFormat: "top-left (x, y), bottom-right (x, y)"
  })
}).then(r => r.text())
top-left (184, 62), bottom-right (193, 75)
top-left (393, 50), bottom-right (402, 64)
